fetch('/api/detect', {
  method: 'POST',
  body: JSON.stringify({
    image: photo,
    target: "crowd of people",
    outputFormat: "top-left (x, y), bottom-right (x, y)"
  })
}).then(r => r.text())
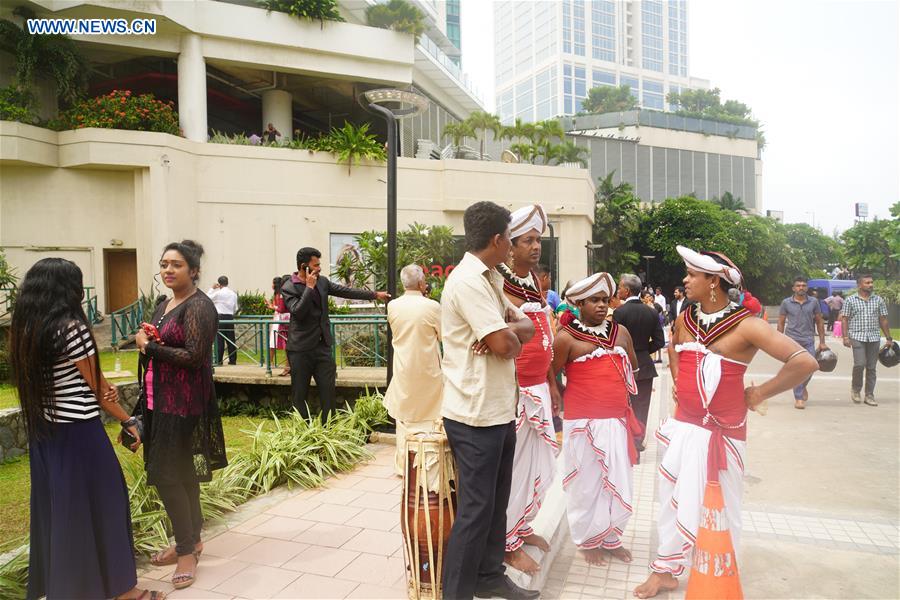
top-left (8, 199), bottom-right (896, 599)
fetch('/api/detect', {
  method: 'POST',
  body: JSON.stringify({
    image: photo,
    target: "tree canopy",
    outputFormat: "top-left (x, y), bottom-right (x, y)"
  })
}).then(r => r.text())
top-left (581, 85), bottom-right (637, 114)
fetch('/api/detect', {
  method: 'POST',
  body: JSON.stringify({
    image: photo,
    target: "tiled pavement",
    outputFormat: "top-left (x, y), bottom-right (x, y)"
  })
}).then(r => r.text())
top-left (544, 368), bottom-right (900, 600)
top-left (138, 442), bottom-right (409, 599)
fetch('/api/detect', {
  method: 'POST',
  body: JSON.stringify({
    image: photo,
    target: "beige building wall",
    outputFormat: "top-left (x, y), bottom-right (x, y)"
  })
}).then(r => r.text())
top-left (1, 123), bottom-right (594, 312)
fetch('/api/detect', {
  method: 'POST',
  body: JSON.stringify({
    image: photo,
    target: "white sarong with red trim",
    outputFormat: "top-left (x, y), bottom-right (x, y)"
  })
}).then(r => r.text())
top-left (561, 345), bottom-right (640, 551)
top-left (650, 339), bottom-right (749, 577)
top-left (505, 302), bottom-right (559, 552)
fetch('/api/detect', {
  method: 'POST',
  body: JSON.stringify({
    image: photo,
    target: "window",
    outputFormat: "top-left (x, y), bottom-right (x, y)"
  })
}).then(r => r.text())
top-left (562, 1), bottom-right (572, 53)
top-left (574, 66), bottom-right (586, 101)
top-left (515, 78), bottom-right (533, 120)
top-left (499, 89), bottom-right (514, 124)
top-left (564, 63), bottom-right (573, 114)
top-left (621, 75), bottom-right (639, 99)
top-left (573, 0), bottom-right (585, 56)
top-left (591, 0), bottom-right (616, 62)
top-left (592, 69), bottom-right (616, 86)
top-left (641, 0), bottom-right (664, 72)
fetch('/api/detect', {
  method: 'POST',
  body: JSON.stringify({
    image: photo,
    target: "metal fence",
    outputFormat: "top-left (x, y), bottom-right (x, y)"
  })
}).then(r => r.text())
top-left (111, 299), bottom-right (144, 346)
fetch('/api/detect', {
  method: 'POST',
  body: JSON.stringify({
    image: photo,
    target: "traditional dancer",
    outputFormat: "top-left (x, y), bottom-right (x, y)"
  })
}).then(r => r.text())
top-left (552, 273), bottom-right (641, 566)
top-left (498, 204), bottom-right (561, 575)
top-left (634, 246), bottom-right (818, 598)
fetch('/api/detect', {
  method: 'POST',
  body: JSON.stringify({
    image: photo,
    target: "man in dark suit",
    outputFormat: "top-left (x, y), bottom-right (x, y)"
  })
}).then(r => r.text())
top-left (281, 247), bottom-right (390, 422)
top-left (666, 286), bottom-right (692, 325)
top-left (613, 273), bottom-right (665, 458)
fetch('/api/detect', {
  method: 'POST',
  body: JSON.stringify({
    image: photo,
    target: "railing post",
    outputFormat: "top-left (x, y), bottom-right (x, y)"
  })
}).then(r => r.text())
top-left (374, 321), bottom-right (381, 367)
top-left (264, 321), bottom-right (272, 377)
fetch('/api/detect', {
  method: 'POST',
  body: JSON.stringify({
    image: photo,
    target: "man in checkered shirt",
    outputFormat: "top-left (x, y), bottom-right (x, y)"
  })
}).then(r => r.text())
top-left (840, 274), bottom-right (893, 406)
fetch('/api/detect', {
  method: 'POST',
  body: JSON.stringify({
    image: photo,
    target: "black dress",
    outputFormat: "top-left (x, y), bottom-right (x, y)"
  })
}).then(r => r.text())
top-left (140, 291), bottom-right (227, 485)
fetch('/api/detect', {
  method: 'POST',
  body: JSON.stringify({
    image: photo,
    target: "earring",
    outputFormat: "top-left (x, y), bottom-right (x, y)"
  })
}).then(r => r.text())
top-left (710, 286), bottom-right (718, 304)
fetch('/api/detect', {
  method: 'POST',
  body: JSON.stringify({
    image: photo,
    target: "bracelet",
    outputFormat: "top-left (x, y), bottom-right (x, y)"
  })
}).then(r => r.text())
top-left (121, 417), bottom-right (137, 428)
top-left (785, 349), bottom-right (806, 363)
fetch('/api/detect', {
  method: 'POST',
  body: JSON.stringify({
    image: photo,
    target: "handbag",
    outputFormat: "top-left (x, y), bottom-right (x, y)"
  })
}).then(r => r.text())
top-left (122, 359), bottom-right (147, 450)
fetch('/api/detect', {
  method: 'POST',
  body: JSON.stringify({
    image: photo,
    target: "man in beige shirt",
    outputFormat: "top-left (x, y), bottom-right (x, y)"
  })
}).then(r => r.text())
top-left (440, 201), bottom-right (538, 600)
top-left (385, 264), bottom-right (443, 474)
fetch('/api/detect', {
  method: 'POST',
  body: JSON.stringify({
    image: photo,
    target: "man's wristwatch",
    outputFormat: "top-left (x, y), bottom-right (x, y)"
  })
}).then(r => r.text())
top-left (121, 417), bottom-right (138, 428)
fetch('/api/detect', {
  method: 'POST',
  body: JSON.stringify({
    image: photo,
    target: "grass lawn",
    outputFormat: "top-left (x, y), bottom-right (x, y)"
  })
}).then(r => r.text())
top-left (892, 328), bottom-right (899, 340)
top-left (0, 415), bottom-right (272, 548)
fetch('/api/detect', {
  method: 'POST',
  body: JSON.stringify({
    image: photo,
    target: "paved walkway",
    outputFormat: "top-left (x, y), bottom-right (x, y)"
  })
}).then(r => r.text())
top-left (138, 443), bottom-right (407, 599)
top-left (138, 338), bottom-right (899, 599)
top-left (545, 338), bottom-right (899, 599)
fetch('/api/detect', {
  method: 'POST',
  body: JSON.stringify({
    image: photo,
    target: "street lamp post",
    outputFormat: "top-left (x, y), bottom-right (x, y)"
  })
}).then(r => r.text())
top-left (642, 255), bottom-right (656, 287)
top-left (585, 242), bottom-right (603, 274)
top-left (360, 89), bottom-right (429, 384)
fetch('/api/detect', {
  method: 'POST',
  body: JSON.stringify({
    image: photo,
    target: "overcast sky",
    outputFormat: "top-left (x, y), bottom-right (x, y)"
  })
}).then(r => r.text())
top-left (459, 0), bottom-right (899, 234)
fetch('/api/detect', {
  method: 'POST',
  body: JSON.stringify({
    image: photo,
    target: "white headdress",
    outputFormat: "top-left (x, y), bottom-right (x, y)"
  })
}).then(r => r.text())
top-left (509, 204), bottom-right (547, 239)
top-left (676, 245), bottom-right (743, 288)
top-left (566, 272), bottom-right (616, 302)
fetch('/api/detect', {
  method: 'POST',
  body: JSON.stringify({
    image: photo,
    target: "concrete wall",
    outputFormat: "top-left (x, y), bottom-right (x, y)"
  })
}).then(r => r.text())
top-left (1, 122), bottom-right (595, 311)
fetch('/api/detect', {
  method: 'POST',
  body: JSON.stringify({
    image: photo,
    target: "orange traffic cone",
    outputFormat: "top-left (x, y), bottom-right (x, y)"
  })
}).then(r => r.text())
top-left (684, 481), bottom-right (743, 600)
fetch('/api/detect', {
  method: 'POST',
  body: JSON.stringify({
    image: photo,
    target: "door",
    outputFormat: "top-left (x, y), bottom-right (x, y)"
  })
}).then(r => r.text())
top-left (104, 249), bottom-right (138, 313)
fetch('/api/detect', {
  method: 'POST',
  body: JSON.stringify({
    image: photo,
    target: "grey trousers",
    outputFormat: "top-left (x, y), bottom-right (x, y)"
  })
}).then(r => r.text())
top-left (850, 339), bottom-right (880, 396)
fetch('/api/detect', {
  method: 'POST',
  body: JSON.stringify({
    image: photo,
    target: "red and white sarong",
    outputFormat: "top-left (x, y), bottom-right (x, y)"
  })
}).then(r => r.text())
top-left (562, 346), bottom-right (640, 550)
top-left (650, 342), bottom-right (749, 576)
top-left (506, 303), bottom-right (559, 552)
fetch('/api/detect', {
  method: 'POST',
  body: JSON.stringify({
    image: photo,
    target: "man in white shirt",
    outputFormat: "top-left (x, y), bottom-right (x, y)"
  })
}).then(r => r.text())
top-left (207, 275), bottom-right (239, 365)
top-left (385, 264), bottom-right (443, 475)
top-left (654, 287), bottom-right (667, 316)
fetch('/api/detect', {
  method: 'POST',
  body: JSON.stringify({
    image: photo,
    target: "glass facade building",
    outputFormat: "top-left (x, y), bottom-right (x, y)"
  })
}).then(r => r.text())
top-left (495, 0), bottom-right (705, 123)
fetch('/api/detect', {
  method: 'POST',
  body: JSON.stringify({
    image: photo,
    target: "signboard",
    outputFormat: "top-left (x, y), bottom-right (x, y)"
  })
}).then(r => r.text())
top-left (855, 203), bottom-right (868, 218)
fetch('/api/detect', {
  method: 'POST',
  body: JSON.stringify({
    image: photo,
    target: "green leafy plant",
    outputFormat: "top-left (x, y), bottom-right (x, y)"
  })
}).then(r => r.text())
top-left (322, 122), bottom-right (386, 175)
top-left (0, 85), bottom-right (37, 124)
top-left (236, 291), bottom-right (272, 316)
top-left (258, 0), bottom-right (345, 26)
top-left (442, 120), bottom-right (475, 157)
top-left (348, 389), bottom-right (390, 433)
top-left (333, 222), bottom-right (456, 296)
top-left (49, 90), bottom-right (180, 135)
top-left (591, 172), bottom-right (642, 275)
top-left (581, 85), bottom-right (637, 114)
top-left (366, 0), bottom-right (427, 40)
top-left (0, 540), bottom-right (28, 599)
top-left (551, 140), bottom-right (589, 167)
top-left (462, 111), bottom-right (501, 159)
top-left (0, 8), bottom-right (88, 105)
top-left (711, 191), bottom-right (746, 212)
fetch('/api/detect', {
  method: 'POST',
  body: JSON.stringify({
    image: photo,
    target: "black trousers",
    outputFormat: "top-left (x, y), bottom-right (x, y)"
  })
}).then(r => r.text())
top-left (442, 418), bottom-right (516, 600)
top-left (156, 480), bottom-right (202, 556)
top-left (216, 313), bottom-right (237, 365)
top-left (288, 345), bottom-right (337, 422)
top-left (630, 377), bottom-right (654, 446)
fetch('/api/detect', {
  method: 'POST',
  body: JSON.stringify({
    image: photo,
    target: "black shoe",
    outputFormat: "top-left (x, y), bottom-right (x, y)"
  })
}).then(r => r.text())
top-left (474, 575), bottom-right (540, 599)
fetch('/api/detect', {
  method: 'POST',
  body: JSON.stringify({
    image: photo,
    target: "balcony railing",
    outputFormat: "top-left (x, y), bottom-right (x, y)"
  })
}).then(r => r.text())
top-left (417, 34), bottom-right (485, 104)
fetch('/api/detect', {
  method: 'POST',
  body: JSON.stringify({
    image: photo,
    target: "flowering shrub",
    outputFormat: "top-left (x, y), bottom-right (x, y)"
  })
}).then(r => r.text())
top-left (49, 90), bottom-right (180, 135)
top-left (0, 85), bottom-right (37, 124)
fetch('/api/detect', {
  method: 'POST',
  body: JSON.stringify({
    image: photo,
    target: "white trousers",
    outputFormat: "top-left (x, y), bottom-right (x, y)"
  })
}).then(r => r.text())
top-left (505, 382), bottom-right (559, 551)
top-left (650, 418), bottom-right (745, 576)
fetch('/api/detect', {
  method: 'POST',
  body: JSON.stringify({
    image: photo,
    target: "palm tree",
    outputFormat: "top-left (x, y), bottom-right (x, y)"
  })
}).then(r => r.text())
top-left (442, 121), bottom-right (474, 158)
top-left (464, 111), bottom-right (501, 159)
top-left (592, 172), bottom-right (641, 273)
top-left (533, 120), bottom-right (565, 164)
top-left (509, 142), bottom-right (536, 164)
top-left (712, 191), bottom-right (746, 212)
top-left (551, 140), bottom-right (589, 168)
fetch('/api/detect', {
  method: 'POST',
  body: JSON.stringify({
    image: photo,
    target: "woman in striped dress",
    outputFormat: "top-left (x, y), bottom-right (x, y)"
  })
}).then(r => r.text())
top-left (10, 258), bottom-right (165, 600)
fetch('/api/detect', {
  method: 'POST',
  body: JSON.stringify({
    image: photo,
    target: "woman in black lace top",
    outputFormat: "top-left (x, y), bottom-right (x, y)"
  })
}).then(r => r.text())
top-left (134, 240), bottom-right (226, 591)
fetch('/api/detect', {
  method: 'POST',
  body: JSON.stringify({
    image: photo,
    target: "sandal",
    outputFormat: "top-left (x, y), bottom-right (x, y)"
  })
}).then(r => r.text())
top-left (151, 543), bottom-right (203, 566)
top-left (172, 552), bottom-right (200, 590)
top-left (117, 589), bottom-right (167, 600)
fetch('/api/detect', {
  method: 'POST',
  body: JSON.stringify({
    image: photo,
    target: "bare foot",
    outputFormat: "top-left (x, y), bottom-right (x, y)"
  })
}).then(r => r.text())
top-left (607, 546), bottom-right (633, 563)
top-left (522, 533), bottom-right (550, 552)
top-left (633, 572), bottom-right (678, 598)
top-left (581, 547), bottom-right (607, 566)
top-left (504, 548), bottom-right (541, 574)
top-left (279, 368), bottom-right (291, 377)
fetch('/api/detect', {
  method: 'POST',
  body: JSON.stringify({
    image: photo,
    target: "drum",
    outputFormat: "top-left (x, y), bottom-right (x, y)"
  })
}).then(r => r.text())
top-left (401, 431), bottom-right (457, 600)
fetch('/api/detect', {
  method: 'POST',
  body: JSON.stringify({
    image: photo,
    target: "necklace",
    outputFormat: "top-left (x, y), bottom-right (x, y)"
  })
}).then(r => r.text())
top-left (497, 263), bottom-right (544, 304)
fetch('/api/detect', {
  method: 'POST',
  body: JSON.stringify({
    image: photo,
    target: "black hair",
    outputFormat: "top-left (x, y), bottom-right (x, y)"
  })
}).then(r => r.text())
top-left (533, 264), bottom-right (550, 276)
top-left (640, 290), bottom-right (654, 300)
top-left (793, 276), bottom-right (808, 284)
top-left (218, 275), bottom-right (229, 286)
top-left (273, 275), bottom-right (284, 296)
top-left (10, 258), bottom-right (102, 440)
top-left (463, 201), bottom-right (511, 251)
top-left (675, 286), bottom-right (685, 295)
top-left (856, 273), bottom-right (873, 283)
top-left (296, 247), bottom-right (321, 269)
top-left (161, 240), bottom-right (205, 282)
top-left (702, 253), bottom-right (737, 292)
